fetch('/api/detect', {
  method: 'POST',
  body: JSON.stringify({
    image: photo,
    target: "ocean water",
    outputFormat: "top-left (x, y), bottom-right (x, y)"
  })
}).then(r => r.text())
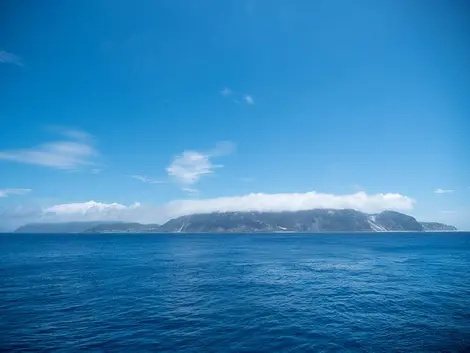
top-left (1, 233), bottom-right (469, 352)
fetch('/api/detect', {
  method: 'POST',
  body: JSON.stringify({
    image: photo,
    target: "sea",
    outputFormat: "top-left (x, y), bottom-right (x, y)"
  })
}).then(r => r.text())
top-left (0, 232), bottom-right (469, 352)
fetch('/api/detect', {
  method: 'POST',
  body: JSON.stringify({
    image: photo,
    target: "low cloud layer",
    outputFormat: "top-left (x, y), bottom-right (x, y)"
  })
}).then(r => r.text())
top-left (164, 191), bottom-right (415, 216)
top-left (44, 201), bottom-right (140, 216)
top-left (2, 191), bottom-right (415, 230)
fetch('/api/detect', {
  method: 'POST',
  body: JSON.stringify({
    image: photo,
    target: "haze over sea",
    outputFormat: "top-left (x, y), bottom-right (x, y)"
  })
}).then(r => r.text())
top-left (1, 232), bottom-right (469, 352)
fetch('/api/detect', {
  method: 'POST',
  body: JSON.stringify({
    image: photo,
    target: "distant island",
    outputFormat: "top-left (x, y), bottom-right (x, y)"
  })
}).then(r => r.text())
top-left (13, 209), bottom-right (457, 233)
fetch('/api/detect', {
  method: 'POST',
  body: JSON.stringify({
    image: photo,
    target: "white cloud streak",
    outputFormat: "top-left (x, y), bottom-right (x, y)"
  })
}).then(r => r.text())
top-left (243, 95), bottom-right (254, 105)
top-left (434, 188), bottom-right (454, 194)
top-left (131, 175), bottom-right (164, 184)
top-left (0, 128), bottom-right (98, 170)
top-left (57, 128), bottom-right (93, 142)
top-left (220, 88), bottom-right (254, 105)
top-left (0, 51), bottom-right (23, 66)
top-left (220, 87), bottom-right (232, 96)
top-left (0, 189), bottom-right (31, 198)
top-left (182, 187), bottom-right (200, 195)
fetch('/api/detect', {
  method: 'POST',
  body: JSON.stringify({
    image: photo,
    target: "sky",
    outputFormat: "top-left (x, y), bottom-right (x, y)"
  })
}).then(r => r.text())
top-left (0, 0), bottom-right (469, 230)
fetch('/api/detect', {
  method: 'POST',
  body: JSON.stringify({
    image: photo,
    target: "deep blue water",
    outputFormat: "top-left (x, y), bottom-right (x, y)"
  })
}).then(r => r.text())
top-left (1, 233), bottom-right (469, 352)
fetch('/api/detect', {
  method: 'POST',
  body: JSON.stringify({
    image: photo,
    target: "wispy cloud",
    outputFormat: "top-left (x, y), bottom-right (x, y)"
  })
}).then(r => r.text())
top-left (166, 151), bottom-right (219, 186)
top-left (182, 187), bottom-right (200, 195)
top-left (0, 128), bottom-right (98, 170)
top-left (243, 95), bottom-right (254, 105)
top-left (131, 175), bottom-right (164, 184)
top-left (220, 87), bottom-right (232, 96)
top-left (434, 188), bottom-right (454, 194)
top-left (166, 142), bottom-right (235, 192)
top-left (220, 87), bottom-right (254, 105)
top-left (0, 51), bottom-right (23, 66)
top-left (0, 189), bottom-right (31, 198)
top-left (208, 141), bottom-right (236, 157)
top-left (54, 127), bottom-right (93, 142)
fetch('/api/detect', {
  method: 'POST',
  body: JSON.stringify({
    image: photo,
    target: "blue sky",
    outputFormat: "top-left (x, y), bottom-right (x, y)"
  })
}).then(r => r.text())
top-left (1, 0), bottom-right (469, 229)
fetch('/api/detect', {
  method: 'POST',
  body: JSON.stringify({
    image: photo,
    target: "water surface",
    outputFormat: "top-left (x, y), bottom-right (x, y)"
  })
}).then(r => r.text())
top-left (1, 233), bottom-right (469, 352)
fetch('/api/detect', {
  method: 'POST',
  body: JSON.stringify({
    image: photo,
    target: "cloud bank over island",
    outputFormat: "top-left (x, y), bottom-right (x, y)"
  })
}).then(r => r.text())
top-left (1, 191), bottom-right (415, 230)
top-left (164, 191), bottom-right (415, 216)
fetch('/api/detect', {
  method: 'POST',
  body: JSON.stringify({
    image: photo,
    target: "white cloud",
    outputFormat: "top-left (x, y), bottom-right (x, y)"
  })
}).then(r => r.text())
top-left (220, 88), bottom-right (254, 105)
top-left (0, 128), bottom-right (98, 170)
top-left (45, 200), bottom-right (136, 215)
top-left (14, 191), bottom-right (414, 226)
top-left (44, 200), bottom-right (140, 220)
top-left (56, 128), bottom-right (93, 142)
top-left (434, 188), bottom-right (454, 194)
top-left (40, 201), bottom-right (142, 223)
top-left (131, 175), bottom-right (164, 184)
top-left (220, 87), bottom-right (232, 96)
top-left (166, 142), bottom-right (234, 188)
top-left (244, 95), bottom-right (254, 105)
top-left (0, 189), bottom-right (31, 198)
top-left (0, 51), bottom-right (23, 66)
top-left (182, 187), bottom-right (200, 195)
top-left (166, 151), bottom-right (217, 185)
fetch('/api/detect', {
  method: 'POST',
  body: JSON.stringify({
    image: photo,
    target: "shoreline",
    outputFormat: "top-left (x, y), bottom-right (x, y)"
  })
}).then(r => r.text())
top-left (4, 230), bottom-right (468, 235)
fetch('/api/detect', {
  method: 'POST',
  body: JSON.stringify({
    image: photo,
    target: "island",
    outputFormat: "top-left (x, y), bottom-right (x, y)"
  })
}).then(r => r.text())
top-left (13, 209), bottom-right (457, 233)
